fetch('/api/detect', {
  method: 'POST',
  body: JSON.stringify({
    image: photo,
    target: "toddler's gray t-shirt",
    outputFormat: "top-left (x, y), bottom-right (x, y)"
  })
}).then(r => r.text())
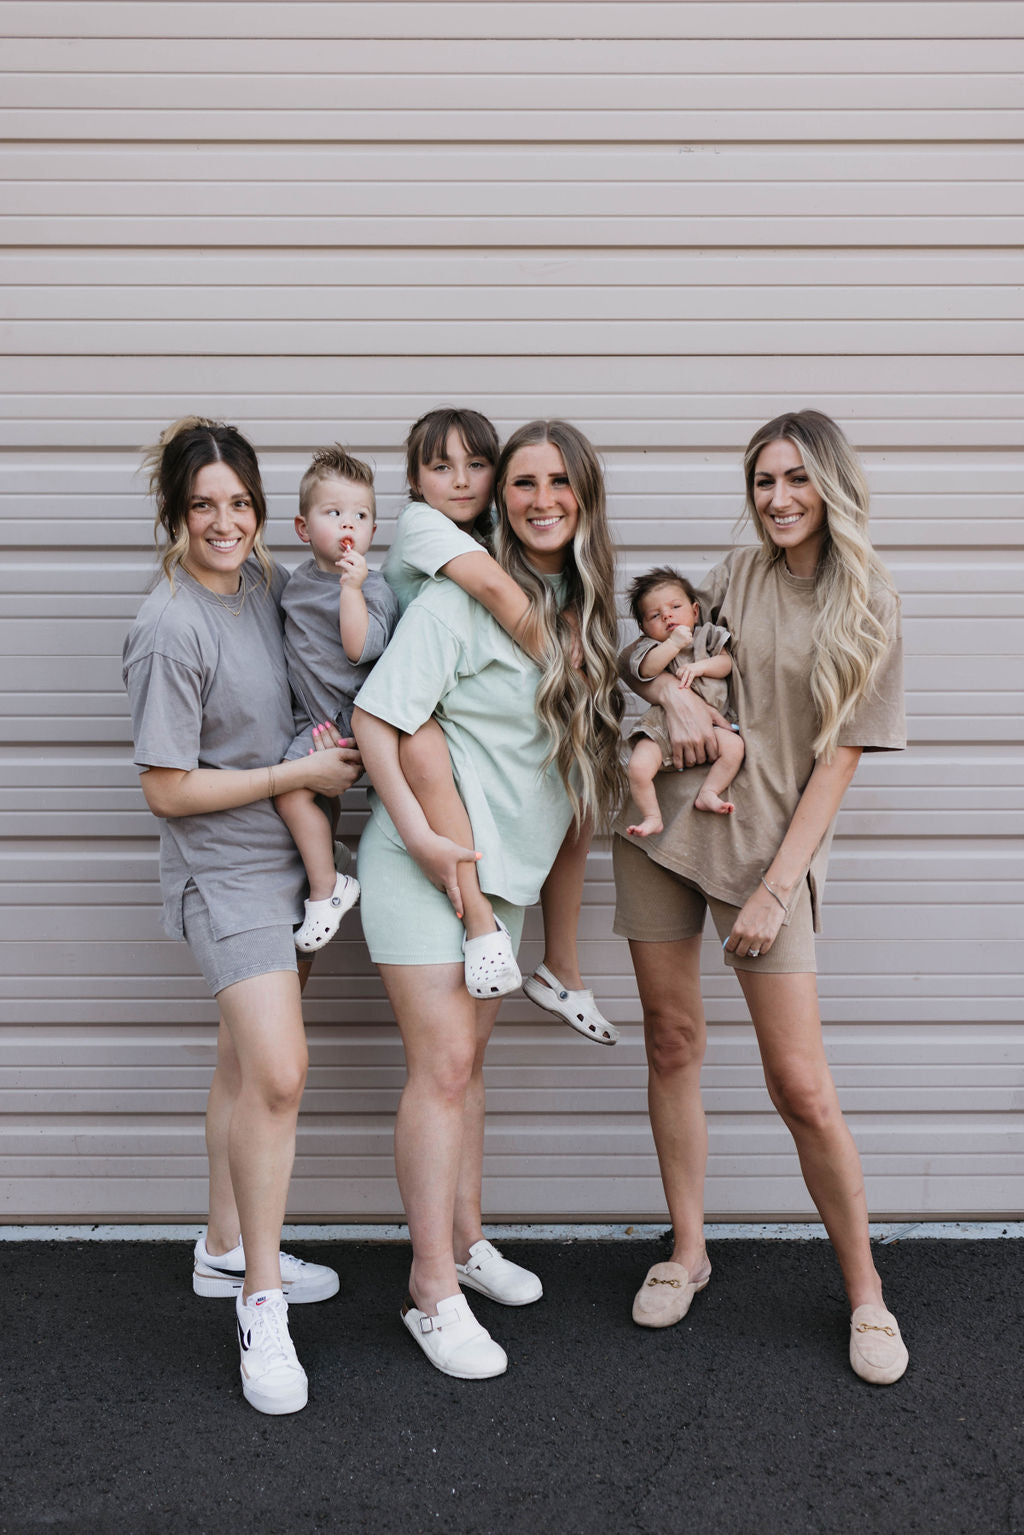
top-left (281, 559), bottom-right (398, 750)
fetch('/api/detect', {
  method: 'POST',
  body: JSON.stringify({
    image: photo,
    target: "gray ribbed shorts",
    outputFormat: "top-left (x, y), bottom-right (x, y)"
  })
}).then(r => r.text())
top-left (182, 882), bottom-right (302, 996)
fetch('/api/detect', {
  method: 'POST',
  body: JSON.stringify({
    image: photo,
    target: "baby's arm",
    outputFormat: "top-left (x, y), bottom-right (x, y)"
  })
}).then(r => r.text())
top-left (677, 652), bottom-right (732, 690)
top-left (636, 628), bottom-right (695, 679)
top-left (439, 549), bottom-right (544, 660)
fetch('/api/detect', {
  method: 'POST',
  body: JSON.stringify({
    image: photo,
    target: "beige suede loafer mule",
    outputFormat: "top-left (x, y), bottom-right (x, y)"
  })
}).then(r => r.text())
top-left (632, 1261), bottom-right (710, 1328)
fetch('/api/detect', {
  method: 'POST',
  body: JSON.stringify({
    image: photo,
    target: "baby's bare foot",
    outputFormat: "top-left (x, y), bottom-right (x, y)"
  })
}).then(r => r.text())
top-left (627, 813), bottom-right (664, 838)
top-left (695, 787), bottom-right (734, 815)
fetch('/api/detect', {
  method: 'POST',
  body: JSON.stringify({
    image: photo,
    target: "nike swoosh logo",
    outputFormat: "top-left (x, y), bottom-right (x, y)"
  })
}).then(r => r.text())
top-left (237, 1319), bottom-right (251, 1352)
top-left (201, 1260), bottom-right (246, 1279)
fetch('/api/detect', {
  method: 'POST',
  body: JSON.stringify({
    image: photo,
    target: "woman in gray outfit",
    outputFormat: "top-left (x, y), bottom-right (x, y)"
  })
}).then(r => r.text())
top-left (123, 418), bottom-right (361, 1416)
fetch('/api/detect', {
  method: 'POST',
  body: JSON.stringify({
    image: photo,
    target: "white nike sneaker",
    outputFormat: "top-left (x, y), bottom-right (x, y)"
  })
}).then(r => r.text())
top-left (236, 1289), bottom-right (308, 1415)
top-left (193, 1234), bottom-right (339, 1303)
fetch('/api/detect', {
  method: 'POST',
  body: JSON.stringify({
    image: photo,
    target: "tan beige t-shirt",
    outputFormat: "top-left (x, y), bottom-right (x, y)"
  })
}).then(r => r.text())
top-left (613, 545), bottom-right (905, 929)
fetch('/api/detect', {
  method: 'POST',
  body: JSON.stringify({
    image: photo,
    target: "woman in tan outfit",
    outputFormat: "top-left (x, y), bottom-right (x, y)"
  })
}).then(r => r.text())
top-left (613, 410), bottom-right (909, 1385)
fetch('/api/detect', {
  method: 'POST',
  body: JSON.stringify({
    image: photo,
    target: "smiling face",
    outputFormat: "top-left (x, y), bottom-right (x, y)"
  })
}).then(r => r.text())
top-left (638, 582), bottom-right (700, 643)
top-left (184, 461), bottom-right (258, 593)
top-left (501, 440), bottom-right (580, 574)
top-left (296, 477), bottom-right (375, 571)
top-left (751, 437), bottom-right (827, 576)
top-left (413, 429), bottom-right (495, 526)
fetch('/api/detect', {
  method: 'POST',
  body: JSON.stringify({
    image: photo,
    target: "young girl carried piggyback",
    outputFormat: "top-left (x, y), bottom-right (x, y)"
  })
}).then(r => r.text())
top-left (384, 406), bottom-right (621, 1044)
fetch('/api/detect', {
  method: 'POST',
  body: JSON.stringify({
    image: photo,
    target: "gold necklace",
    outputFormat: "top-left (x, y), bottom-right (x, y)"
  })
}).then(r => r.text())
top-left (184, 564), bottom-right (248, 616)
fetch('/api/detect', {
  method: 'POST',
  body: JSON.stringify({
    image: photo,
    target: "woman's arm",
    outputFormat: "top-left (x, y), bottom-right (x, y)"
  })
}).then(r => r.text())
top-left (141, 745), bottom-right (362, 819)
top-left (439, 549), bottom-right (544, 660)
top-left (351, 706), bottom-right (478, 914)
top-left (724, 746), bottom-right (863, 958)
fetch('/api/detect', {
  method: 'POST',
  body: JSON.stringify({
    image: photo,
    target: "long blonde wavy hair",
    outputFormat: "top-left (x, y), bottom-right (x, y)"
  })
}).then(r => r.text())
top-left (743, 410), bottom-right (897, 761)
top-left (493, 420), bottom-right (626, 826)
top-left (142, 416), bottom-right (273, 589)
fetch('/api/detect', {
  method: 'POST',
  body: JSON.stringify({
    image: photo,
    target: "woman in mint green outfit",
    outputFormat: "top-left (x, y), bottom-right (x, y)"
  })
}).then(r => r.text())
top-left (352, 420), bottom-right (623, 1380)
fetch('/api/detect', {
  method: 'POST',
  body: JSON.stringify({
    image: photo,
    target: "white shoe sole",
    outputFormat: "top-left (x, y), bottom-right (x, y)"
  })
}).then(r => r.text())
top-left (240, 1370), bottom-right (308, 1414)
top-left (195, 1269), bottom-right (340, 1303)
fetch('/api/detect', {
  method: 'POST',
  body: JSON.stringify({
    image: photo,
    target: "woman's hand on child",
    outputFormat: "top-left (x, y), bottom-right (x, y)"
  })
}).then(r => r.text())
top-left (304, 721), bottom-right (363, 794)
top-left (406, 827), bottom-right (482, 918)
top-left (653, 678), bottom-right (724, 767)
top-left (723, 882), bottom-right (788, 961)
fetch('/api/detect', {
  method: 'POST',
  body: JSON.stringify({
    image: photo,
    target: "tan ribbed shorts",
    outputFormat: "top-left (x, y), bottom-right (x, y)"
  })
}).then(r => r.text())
top-left (612, 833), bottom-right (816, 974)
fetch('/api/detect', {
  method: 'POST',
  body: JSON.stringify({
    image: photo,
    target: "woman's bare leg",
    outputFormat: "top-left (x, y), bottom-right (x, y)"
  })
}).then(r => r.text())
top-left (737, 969), bottom-right (884, 1310)
top-left (215, 969), bottom-right (309, 1299)
top-left (378, 961), bottom-right (484, 1312)
top-left (204, 1019), bottom-right (242, 1254)
top-left (205, 963), bottom-right (314, 1258)
top-left (629, 936), bottom-right (711, 1279)
top-left (452, 997), bottom-right (502, 1263)
top-left (399, 721), bottom-right (494, 940)
top-left (535, 813), bottom-right (593, 990)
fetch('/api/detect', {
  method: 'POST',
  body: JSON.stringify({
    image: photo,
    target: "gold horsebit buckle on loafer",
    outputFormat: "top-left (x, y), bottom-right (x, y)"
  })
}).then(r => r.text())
top-left (646, 1276), bottom-right (683, 1289)
top-left (854, 1321), bottom-right (896, 1336)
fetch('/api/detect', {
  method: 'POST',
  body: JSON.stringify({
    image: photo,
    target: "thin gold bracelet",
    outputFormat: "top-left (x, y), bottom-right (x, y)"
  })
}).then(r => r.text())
top-left (760, 875), bottom-right (789, 915)
top-left (266, 764), bottom-right (277, 800)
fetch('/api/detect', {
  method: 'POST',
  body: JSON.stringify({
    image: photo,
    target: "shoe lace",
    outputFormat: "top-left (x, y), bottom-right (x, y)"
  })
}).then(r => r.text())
top-left (252, 1298), bottom-right (296, 1367)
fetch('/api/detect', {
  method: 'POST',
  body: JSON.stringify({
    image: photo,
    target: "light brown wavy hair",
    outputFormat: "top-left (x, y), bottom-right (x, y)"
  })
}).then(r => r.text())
top-left (743, 410), bottom-right (898, 760)
top-left (142, 416), bottom-right (272, 589)
top-left (493, 420), bottom-right (626, 826)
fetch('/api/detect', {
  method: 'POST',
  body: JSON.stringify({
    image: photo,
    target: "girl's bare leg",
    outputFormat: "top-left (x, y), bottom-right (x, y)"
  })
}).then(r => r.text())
top-left (399, 721), bottom-right (494, 940)
top-left (535, 812), bottom-right (593, 990)
top-left (627, 739), bottom-right (668, 838)
top-left (212, 969), bottom-right (309, 1299)
top-left (378, 962), bottom-right (493, 1313)
top-left (629, 936), bottom-right (711, 1279)
top-left (737, 969), bottom-right (884, 1311)
top-left (694, 727), bottom-right (745, 816)
top-left (275, 787), bottom-right (338, 901)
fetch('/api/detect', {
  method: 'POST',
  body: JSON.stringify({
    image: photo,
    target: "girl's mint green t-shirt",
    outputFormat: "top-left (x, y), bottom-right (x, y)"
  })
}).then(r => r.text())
top-left (382, 499), bottom-right (489, 613)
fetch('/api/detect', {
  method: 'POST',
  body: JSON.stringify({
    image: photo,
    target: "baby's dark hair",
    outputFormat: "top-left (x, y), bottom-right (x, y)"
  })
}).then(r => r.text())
top-left (299, 444), bottom-right (375, 518)
top-left (626, 566), bottom-right (697, 626)
top-left (404, 406), bottom-right (500, 496)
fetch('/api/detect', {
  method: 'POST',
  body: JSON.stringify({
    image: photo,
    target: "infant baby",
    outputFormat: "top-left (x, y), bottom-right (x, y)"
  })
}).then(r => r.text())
top-left (625, 566), bottom-right (745, 837)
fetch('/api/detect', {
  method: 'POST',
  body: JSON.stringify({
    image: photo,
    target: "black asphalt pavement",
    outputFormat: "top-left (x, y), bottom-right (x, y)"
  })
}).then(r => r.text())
top-left (3, 1236), bottom-right (1022, 1535)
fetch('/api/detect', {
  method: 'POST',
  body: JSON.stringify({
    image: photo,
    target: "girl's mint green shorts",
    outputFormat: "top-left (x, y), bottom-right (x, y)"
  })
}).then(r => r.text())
top-left (357, 813), bottom-right (525, 966)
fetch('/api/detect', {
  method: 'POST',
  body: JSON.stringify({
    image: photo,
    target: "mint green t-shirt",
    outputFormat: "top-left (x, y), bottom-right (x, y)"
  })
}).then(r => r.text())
top-left (382, 499), bottom-right (491, 614)
top-left (353, 576), bottom-right (572, 907)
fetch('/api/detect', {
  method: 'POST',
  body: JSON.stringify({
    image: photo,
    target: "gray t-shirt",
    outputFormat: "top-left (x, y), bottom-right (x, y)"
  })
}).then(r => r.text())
top-left (122, 561), bottom-right (306, 941)
top-left (280, 559), bottom-right (398, 750)
top-left (382, 499), bottom-right (492, 614)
